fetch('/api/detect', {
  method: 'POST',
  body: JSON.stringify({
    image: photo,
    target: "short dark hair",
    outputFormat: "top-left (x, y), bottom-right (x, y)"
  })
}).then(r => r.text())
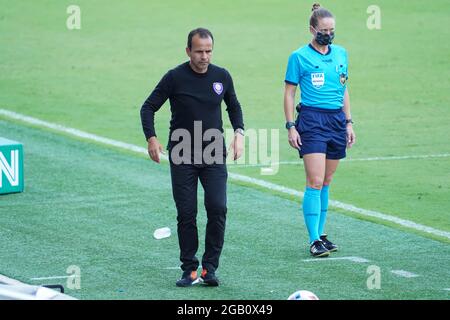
top-left (187, 28), bottom-right (214, 49)
top-left (309, 3), bottom-right (334, 28)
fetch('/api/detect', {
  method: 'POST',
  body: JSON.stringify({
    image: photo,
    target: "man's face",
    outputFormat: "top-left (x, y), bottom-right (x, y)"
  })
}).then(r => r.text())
top-left (186, 34), bottom-right (213, 73)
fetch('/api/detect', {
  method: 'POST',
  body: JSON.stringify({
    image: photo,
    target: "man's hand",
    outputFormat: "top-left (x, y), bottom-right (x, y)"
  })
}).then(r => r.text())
top-left (346, 124), bottom-right (356, 148)
top-left (229, 132), bottom-right (244, 161)
top-left (147, 136), bottom-right (164, 163)
top-left (288, 127), bottom-right (302, 150)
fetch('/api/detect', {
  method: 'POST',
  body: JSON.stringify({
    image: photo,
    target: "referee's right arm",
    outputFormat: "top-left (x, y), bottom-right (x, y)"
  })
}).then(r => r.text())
top-left (284, 52), bottom-right (302, 150)
top-left (284, 83), bottom-right (302, 150)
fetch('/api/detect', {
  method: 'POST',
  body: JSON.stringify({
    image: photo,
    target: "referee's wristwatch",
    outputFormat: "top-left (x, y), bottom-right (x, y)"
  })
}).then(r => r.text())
top-left (285, 121), bottom-right (296, 130)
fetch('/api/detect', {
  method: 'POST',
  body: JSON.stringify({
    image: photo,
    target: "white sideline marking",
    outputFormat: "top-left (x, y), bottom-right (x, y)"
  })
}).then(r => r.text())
top-left (302, 256), bottom-right (370, 263)
top-left (1, 108), bottom-right (450, 241)
top-left (231, 154), bottom-right (450, 168)
top-left (227, 172), bottom-right (450, 240)
top-left (164, 267), bottom-right (181, 270)
top-left (0, 108), bottom-right (167, 161)
top-left (30, 275), bottom-right (79, 281)
top-left (390, 270), bottom-right (419, 278)
top-left (444, 288), bottom-right (450, 291)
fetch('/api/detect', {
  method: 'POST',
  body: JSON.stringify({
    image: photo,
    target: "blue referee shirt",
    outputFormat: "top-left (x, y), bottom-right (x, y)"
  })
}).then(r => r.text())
top-left (285, 44), bottom-right (348, 109)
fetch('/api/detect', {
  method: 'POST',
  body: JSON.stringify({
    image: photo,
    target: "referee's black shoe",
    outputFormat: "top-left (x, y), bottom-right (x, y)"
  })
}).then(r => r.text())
top-left (310, 240), bottom-right (330, 257)
top-left (176, 270), bottom-right (200, 287)
top-left (320, 234), bottom-right (338, 252)
top-left (200, 269), bottom-right (219, 287)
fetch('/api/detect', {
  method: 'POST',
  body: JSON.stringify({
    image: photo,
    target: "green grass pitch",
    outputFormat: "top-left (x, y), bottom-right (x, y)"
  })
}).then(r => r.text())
top-left (0, 0), bottom-right (449, 299)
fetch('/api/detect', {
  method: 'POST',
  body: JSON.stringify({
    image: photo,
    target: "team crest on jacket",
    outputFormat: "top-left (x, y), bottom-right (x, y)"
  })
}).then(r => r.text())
top-left (213, 82), bottom-right (223, 95)
top-left (311, 72), bottom-right (325, 89)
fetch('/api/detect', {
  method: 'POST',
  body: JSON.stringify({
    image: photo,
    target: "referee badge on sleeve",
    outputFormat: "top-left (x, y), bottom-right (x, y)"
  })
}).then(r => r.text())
top-left (311, 72), bottom-right (325, 89)
top-left (336, 64), bottom-right (348, 86)
top-left (340, 73), bottom-right (348, 86)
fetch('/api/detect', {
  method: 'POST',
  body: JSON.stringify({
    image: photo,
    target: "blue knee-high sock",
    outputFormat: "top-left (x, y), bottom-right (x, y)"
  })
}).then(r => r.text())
top-left (303, 187), bottom-right (321, 243)
top-left (318, 184), bottom-right (330, 236)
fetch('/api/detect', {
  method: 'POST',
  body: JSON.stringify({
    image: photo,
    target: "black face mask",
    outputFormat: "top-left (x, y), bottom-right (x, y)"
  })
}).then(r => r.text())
top-left (315, 31), bottom-right (335, 46)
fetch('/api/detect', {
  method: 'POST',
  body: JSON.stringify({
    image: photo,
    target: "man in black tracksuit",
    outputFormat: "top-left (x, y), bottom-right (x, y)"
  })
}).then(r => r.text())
top-left (140, 28), bottom-right (244, 287)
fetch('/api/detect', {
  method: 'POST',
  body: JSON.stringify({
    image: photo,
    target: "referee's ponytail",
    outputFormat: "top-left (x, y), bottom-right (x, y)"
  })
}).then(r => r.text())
top-left (310, 3), bottom-right (334, 28)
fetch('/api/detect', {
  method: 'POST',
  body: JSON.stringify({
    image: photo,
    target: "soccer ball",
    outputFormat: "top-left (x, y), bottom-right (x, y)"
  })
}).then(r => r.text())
top-left (287, 290), bottom-right (319, 300)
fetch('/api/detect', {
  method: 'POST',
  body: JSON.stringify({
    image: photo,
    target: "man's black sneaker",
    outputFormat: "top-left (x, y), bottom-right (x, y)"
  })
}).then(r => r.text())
top-left (200, 269), bottom-right (219, 287)
top-left (320, 234), bottom-right (338, 252)
top-left (176, 270), bottom-right (200, 287)
top-left (310, 240), bottom-right (330, 257)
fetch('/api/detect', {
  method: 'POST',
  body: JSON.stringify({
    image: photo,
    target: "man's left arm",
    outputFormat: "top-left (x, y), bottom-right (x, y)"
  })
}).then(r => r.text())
top-left (223, 71), bottom-right (244, 160)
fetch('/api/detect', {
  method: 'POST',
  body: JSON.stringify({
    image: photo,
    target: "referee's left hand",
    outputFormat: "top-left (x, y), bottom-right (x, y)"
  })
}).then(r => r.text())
top-left (229, 133), bottom-right (244, 161)
top-left (346, 124), bottom-right (356, 148)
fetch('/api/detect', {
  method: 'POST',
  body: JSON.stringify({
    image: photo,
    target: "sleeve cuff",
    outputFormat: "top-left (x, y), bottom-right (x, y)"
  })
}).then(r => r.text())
top-left (284, 80), bottom-right (297, 86)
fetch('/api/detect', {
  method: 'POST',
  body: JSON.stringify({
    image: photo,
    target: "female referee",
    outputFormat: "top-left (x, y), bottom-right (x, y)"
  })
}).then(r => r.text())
top-left (283, 3), bottom-right (356, 257)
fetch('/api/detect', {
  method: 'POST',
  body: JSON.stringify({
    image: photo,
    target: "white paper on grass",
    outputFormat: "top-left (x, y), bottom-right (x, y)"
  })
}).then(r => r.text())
top-left (153, 227), bottom-right (171, 240)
